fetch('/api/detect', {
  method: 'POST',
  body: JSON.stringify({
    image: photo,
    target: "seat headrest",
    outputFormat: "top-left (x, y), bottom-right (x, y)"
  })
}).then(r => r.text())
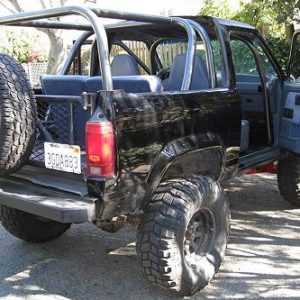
top-left (166, 53), bottom-right (209, 91)
top-left (111, 54), bottom-right (140, 76)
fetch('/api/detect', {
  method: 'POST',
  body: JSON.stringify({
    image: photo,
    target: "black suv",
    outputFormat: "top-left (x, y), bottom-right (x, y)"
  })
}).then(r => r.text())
top-left (0, 6), bottom-right (300, 296)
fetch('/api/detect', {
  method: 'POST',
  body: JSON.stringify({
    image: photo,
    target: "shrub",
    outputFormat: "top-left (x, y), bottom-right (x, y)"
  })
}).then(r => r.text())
top-left (265, 35), bottom-right (291, 72)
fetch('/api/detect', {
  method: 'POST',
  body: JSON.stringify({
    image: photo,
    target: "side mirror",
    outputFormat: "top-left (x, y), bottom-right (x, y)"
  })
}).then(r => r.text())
top-left (287, 30), bottom-right (300, 82)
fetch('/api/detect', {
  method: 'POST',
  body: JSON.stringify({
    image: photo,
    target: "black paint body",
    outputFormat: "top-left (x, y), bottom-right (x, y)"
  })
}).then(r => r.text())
top-left (90, 87), bottom-right (241, 219)
top-left (86, 18), bottom-right (267, 220)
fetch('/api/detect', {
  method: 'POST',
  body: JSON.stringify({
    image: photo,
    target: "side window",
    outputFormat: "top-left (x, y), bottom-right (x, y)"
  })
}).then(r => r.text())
top-left (156, 39), bottom-right (209, 72)
top-left (253, 39), bottom-right (278, 81)
top-left (211, 38), bottom-right (226, 87)
top-left (156, 40), bottom-right (188, 69)
top-left (230, 39), bottom-right (259, 76)
top-left (156, 38), bottom-right (226, 89)
top-left (69, 41), bottom-right (92, 75)
top-left (231, 36), bottom-right (279, 82)
top-left (110, 41), bottom-right (150, 75)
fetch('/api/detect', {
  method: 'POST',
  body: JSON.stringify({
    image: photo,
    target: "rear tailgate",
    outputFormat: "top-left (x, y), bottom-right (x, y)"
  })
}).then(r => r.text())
top-left (0, 92), bottom-right (97, 224)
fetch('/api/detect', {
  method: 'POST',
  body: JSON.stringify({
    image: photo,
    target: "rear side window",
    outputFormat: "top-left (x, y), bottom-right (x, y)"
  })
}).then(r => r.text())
top-left (155, 37), bottom-right (226, 89)
top-left (156, 40), bottom-right (189, 69)
top-left (110, 41), bottom-right (150, 74)
top-left (68, 40), bottom-right (92, 75)
top-left (230, 39), bottom-right (259, 75)
top-left (230, 36), bottom-right (279, 82)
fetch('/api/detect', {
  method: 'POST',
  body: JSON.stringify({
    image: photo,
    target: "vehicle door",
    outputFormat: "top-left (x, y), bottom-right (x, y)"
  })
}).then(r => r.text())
top-left (280, 30), bottom-right (300, 153)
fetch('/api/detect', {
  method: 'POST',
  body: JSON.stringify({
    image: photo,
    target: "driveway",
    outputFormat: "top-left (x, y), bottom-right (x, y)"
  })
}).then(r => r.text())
top-left (0, 173), bottom-right (300, 300)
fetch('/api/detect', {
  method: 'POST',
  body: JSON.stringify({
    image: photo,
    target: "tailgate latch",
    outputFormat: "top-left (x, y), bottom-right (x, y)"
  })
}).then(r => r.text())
top-left (82, 92), bottom-right (98, 115)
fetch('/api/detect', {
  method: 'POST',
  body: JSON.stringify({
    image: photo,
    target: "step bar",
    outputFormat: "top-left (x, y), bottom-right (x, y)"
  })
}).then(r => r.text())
top-left (0, 177), bottom-right (97, 224)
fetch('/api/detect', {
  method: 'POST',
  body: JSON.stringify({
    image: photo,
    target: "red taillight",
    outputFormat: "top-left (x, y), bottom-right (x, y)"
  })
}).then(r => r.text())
top-left (85, 121), bottom-right (115, 177)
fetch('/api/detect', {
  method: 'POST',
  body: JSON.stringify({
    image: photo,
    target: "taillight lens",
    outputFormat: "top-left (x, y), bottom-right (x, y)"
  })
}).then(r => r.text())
top-left (85, 121), bottom-right (115, 177)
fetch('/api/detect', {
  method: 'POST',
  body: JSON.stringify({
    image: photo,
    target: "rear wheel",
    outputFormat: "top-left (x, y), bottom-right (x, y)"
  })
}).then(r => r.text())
top-left (137, 176), bottom-right (230, 296)
top-left (0, 205), bottom-right (70, 243)
top-left (278, 154), bottom-right (300, 207)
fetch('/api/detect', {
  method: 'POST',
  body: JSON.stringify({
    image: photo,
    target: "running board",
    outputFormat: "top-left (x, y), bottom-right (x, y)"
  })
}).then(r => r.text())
top-left (0, 177), bottom-right (97, 224)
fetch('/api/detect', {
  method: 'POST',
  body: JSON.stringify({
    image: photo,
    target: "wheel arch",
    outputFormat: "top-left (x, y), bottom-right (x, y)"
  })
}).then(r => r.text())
top-left (146, 135), bottom-right (226, 194)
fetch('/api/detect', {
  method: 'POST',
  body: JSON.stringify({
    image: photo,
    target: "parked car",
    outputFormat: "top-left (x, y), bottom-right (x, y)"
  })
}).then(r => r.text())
top-left (0, 6), bottom-right (300, 296)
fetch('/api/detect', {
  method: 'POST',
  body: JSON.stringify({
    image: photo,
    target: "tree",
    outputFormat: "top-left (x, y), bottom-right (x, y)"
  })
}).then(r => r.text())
top-left (268, 0), bottom-right (300, 39)
top-left (0, 0), bottom-right (95, 74)
top-left (200, 0), bottom-right (235, 20)
top-left (199, 0), bottom-right (295, 69)
top-left (200, 0), bottom-right (300, 39)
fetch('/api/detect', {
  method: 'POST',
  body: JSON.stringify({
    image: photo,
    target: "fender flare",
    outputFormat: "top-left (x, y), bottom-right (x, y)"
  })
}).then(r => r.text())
top-left (146, 134), bottom-right (227, 194)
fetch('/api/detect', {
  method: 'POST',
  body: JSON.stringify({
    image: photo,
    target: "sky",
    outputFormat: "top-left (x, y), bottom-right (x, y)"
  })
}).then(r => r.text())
top-left (0, 0), bottom-right (204, 16)
top-left (0, 0), bottom-right (242, 53)
top-left (88, 0), bottom-right (203, 15)
top-left (0, 0), bottom-right (243, 18)
top-left (0, 0), bottom-right (207, 46)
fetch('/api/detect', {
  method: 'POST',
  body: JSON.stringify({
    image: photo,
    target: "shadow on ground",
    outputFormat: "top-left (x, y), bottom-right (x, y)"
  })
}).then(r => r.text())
top-left (0, 173), bottom-right (299, 300)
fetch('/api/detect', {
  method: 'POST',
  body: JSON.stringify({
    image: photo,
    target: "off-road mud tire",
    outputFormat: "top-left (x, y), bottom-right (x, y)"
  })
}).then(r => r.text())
top-left (0, 54), bottom-right (36, 175)
top-left (137, 176), bottom-right (230, 296)
top-left (278, 154), bottom-right (300, 207)
top-left (0, 205), bottom-right (70, 243)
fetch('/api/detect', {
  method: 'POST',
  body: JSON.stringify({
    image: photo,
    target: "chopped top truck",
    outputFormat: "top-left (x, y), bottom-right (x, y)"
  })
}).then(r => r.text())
top-left (0, 5), bottom-right (300, 296)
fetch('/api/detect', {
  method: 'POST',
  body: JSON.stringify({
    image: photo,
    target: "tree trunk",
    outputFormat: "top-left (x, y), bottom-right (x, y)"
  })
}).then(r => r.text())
top-left (285, 22), bottom-right (295, 40)
top-left (46, 30), bottom-right (66, 74)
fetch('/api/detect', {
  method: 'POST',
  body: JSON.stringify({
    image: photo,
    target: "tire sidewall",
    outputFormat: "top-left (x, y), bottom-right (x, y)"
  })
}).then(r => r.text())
top-left (178, 182), bottom-right (228, 294)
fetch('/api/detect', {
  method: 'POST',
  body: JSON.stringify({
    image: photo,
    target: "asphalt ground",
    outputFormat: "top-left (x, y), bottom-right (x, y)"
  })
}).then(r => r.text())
top-left (0, 173), bottom-right (299, 300)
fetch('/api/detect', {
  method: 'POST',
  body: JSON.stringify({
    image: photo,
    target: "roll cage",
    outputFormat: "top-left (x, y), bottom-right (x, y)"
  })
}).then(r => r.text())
top-left (0, 6), bottom-right (219, 91)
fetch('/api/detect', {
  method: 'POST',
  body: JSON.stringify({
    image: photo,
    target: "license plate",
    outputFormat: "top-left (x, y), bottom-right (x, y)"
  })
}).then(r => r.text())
top-left (44, 142), bottom-right (81, 174)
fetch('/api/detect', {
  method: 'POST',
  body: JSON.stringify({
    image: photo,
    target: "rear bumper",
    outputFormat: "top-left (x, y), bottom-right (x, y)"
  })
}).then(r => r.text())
top-left (0, 177), bottom-right (97, 224)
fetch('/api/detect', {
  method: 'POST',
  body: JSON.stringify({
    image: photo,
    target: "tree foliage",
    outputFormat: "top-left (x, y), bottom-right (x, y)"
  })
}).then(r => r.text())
top-left (201, 0), bottom-right (300, 38)
top-left (0, 31), bottom-right (30, 63)
top-left (269, 0), bottom-right (300, 24)
top-left (200, 0), bottom-right (299, 70)
top-left (265, 35), bottom-right (291, 71)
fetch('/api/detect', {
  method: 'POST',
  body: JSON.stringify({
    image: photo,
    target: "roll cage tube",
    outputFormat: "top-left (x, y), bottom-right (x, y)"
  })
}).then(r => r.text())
top-left (187, 19), bottom-right (216, 88)
top-left (0, 6), bottom-right (197, 91)
top-left (61, 31), bottom-right (94, 75)
top-left (92, 9), bottom-right (197, 90)
top-left (0, 6), bottom-right (113, 91)
top-left (149, 21), bottom-right (216, 89)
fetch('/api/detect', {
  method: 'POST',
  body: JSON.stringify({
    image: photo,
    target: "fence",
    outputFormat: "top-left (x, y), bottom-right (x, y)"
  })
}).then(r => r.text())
top-left (22, 62), bottom-right (47, 88)
top-left (110, 40), bottom-right (188, 72)
top-left (22, 41), bottom-right (188, 85)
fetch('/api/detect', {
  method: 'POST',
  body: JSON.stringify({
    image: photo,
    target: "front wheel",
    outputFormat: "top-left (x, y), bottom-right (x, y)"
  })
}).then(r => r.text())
top-left (137, 176), bottom-right (230, 296)
top-left (0, 205), bottom-right (71, 243)
top-left (278, 154), bottom-right (300, 207)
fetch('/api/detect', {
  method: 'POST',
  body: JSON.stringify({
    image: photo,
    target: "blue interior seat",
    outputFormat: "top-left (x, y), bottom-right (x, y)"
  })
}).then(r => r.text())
top-left (87, 76), bottom-right (163, 94)
top-left (111, 54), bottom-right (140, 76)
top-left (166, 54), bottom-right (209, 91)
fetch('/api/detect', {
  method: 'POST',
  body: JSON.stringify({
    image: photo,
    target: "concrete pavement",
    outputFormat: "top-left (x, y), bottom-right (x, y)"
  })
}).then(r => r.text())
top-left (0, 173), bottom-right (299, 299)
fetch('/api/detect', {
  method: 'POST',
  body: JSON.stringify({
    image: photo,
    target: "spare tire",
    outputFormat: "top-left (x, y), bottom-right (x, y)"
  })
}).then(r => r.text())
top-left (0, 54), bottom-right (37, 175)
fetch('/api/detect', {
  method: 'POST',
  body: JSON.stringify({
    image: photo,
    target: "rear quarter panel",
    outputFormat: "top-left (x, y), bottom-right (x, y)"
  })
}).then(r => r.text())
top-left (97, 88), bottom-right (241, 218)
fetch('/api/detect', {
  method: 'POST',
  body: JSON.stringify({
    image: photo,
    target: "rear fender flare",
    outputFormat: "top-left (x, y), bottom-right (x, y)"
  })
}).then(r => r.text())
top-left (146, 135), bottom-right (225, 194)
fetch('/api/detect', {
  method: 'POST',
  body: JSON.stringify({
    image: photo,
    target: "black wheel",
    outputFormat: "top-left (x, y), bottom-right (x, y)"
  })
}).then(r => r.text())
top-left (0, 54), bottom-right (37, 175)
top-left (137, 176), bottom-right (230, 296)
top-left (0, 205), bottom-right (70, 243)
top-left (278, 154), bottom-right (300, 207)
